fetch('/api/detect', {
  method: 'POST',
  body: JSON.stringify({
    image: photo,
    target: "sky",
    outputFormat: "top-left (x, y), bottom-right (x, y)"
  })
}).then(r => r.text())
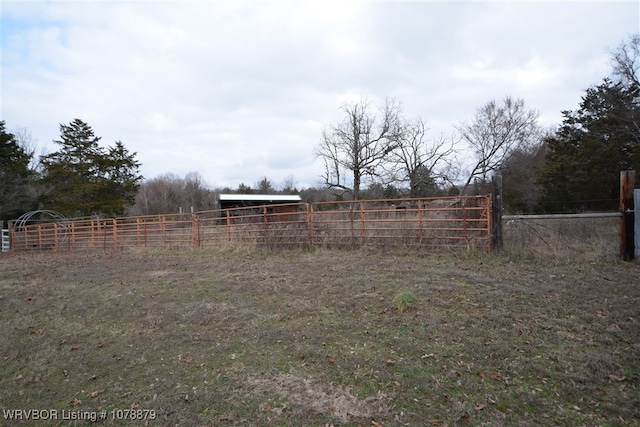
top-left (1, 0), bottom-right (639, 191)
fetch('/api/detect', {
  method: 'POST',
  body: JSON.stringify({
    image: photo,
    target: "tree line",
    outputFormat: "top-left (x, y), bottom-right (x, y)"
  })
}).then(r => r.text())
top-left (1, 35), bottom-right (638, 223)
top-left (316, 35), bottom-right (640, 212)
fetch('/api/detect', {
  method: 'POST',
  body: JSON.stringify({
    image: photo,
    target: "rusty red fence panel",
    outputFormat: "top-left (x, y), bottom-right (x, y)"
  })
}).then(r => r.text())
top-left (8, 195), bottom-right (492, 252)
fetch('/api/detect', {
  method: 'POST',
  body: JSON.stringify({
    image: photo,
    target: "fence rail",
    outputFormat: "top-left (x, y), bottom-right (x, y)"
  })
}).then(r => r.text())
top-left (7, 195), bottom-right (492, 252)
top-left (503, 212), bottom-right (623, 220)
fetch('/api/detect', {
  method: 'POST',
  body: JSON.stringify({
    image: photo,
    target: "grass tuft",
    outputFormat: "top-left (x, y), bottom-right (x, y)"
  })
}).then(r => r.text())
top-left (392, 290), bottom-right (418, 313)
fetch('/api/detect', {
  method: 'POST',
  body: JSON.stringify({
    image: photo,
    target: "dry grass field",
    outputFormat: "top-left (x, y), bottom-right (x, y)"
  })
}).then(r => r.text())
top-left (0, 245), bottom-right (638, 426)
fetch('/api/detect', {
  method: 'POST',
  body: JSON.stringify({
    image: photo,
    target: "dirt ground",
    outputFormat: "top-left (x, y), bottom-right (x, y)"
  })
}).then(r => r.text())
top-left (0, 248), bottom-right (638, 426)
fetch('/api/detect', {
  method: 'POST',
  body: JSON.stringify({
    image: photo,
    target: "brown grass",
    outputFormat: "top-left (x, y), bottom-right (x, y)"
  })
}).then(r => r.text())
top-left (0, 247), bottom-right (638, 426)
top-left (502, 216), bottom-right (619, 262)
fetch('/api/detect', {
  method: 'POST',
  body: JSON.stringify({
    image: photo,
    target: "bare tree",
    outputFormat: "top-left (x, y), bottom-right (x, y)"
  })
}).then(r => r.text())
top-left (183, 171), bottom-right (215, 212)
top-left (129, 172), bottom-right (215, 216)
top-left (501, 138), bottom-right (547, 213)
top-left (316, 97), bottom-right (403, 200)
top-left (281, 174), bottom-right (298, 193)
top-left (609, 34), bottom-right (640, 141)
top-left (384, 117), bottom-right (458, 197)
top-left (610, 33), bottom-right (640, 87)
top-left (456, 96), bottom-right (540, 194)
top-left (12, 127), bottom-right (39, 171)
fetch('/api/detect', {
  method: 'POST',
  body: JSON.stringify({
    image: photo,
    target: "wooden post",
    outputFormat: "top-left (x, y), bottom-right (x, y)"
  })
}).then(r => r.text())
top-left (620, 170), bottom-right (635, 261)
top-left (491, 174), bottom-right (503, 252)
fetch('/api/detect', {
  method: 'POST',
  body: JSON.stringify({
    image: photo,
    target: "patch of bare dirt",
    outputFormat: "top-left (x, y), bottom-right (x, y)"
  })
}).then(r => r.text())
top-left (248, 371), bottom-right (390, 423)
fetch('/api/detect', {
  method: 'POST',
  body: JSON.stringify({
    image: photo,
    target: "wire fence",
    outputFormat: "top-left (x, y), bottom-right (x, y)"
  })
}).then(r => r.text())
top-left (8, 195), bottom-right (492, 252)
top-left (501, 212), bottom-right (622, 261)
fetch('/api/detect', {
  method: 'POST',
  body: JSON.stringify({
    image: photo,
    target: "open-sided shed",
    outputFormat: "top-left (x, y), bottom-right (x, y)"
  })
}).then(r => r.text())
top-left (217, 194), bottom-right (303, 224)
top-left (218, 194), bottom-right (302, 210)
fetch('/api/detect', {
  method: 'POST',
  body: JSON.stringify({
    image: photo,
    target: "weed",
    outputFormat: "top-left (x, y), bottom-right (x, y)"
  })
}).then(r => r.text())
top-left (393, 290), bottom-right (418, 313)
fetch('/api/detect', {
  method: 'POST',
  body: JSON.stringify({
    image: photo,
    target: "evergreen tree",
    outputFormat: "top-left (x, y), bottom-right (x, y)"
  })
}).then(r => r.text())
top-left (0, 121), bottom-right (37, 222)
top-left (39, 119), bottom-right (142, 217)
top-left (537, 79), bottom-right (640, 211)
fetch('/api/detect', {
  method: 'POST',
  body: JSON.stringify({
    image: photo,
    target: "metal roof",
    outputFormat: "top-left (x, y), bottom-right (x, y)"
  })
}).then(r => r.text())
top-left (218, 194), bottom-right (302, 202)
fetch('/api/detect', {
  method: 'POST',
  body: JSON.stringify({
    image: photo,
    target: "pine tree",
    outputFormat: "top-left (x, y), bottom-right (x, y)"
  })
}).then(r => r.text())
top-left (0, 121), bottom-right (37, 222)
top-left (537, 79), bottom-right (640, 212)
top-left (39, 119), bottom-right (142, 217)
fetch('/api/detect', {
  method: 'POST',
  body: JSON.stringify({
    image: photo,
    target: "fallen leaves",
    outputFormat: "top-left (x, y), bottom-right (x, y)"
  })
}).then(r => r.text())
top-left (89, 390), bottom-right (104, 398)
top-left (490, 372), bottom-right (503, 381)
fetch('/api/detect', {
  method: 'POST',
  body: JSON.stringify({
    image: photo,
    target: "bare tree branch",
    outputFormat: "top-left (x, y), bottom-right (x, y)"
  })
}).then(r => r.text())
top-left (456, 96), bottom-right (540, 194)
top-left (610, 33), bottom-right (640, 88)
top-left (316, 97), bottom-right (403, 199)
top-left (383, 117), bottom-right (459, 197)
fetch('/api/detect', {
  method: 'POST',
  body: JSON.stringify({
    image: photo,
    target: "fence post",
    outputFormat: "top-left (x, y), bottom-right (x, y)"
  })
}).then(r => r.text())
top-left (634, 188), bottom-right (639, 258)
top-left (620, 170), bottom-right (635, 261)
top-left (418, 200), bottom-right (423, 242)
top-left (192, 213), bottom-right (200, 249)
top-left (307, 203), bottom-right (314, 249)
top-left (360, 201), bottom-right (365, 244)
top-left (263, 206), bottom-right (269, 246)
top-left (491, 174), bottom-right (503, 251)
top-left (113, 219), bottom-right (118, 250)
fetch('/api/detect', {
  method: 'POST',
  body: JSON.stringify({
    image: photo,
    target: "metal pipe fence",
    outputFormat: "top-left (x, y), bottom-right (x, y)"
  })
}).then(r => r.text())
top-left (7, 195), bottom-right (492, 252)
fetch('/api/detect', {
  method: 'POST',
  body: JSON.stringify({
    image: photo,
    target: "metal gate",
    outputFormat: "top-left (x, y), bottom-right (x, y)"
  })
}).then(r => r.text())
top-left (1, 229), bottom-right (9, 252)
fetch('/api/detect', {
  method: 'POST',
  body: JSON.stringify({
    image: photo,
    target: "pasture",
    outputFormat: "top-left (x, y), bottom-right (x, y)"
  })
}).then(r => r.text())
top-left (0, 248), bottom-right (638, 426)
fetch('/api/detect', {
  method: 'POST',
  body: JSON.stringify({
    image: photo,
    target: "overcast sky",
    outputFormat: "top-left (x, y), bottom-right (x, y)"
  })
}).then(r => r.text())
top-left (1, 1), bottom-right (639, 190)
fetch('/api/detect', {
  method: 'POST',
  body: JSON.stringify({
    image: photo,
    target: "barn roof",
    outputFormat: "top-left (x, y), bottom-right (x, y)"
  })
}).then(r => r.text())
top-left (218, 194), bottom-right (302, 203)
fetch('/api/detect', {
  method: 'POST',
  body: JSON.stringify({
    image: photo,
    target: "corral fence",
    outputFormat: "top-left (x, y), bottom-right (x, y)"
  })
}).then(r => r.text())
top-left (7, 195), bottom-right (492, 252)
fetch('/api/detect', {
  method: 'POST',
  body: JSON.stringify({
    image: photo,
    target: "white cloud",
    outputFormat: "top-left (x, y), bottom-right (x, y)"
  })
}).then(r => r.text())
top-left (1, 0), bottom-right (638, 191)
